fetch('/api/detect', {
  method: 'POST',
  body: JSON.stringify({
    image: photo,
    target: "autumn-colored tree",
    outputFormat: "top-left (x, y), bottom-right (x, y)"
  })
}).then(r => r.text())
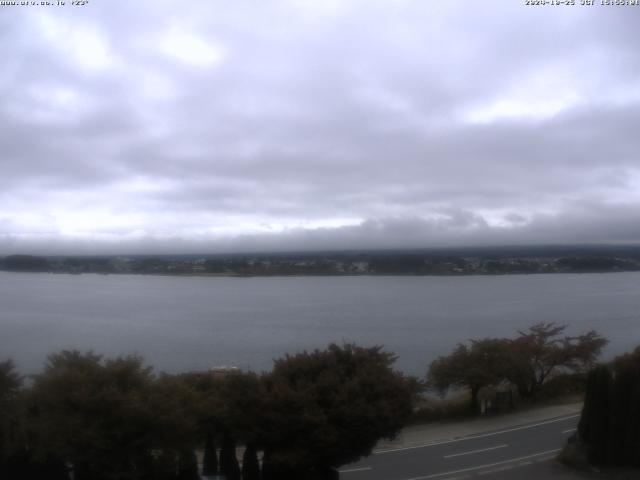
top-left (427, 323), bottom-right (607, 413)
top-left (508, 323), bottom-right (607, 399)
top-left (428, 338), bottom-right (512, 414)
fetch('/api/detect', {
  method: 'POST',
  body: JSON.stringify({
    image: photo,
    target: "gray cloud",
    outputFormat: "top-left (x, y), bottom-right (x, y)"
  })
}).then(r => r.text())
top-left (1, 0), bottom-right (640, 254)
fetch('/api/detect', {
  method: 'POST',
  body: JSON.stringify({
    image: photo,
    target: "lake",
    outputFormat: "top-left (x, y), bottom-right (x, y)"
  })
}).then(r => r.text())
top-left (1, 271), bottom-right (639, 376)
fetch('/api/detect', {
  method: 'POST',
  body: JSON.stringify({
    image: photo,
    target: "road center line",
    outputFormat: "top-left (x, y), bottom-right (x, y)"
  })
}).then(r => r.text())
top-left (338, 467), bottom-right (372, 473)
top-left (403, 448), bottom-right (561, 480)
top-left (375, 414), bottom-right (579, 454)
top-left (443, 444), bottom-right (508, 459)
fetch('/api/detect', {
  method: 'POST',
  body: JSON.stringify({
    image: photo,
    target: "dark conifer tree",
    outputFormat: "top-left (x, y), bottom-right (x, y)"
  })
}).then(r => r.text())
top-left (578, 365), bottom-right (612, 465)
top-left (3, 449), bottom-right (34, 480)
top-left (578, 367), bottom-right (598, 444)
top-left (260, 450), bottom-right (274, 480)
top-left (176, 450), bottom-right (199, 480)
top-left (38, 454), bottom-right (70, 480)
top-left (609, 363), bottom-right (630, 464)
top-left (202, 432), bottom-right (218, 476)
top-left (610, 351), bottom-right (640, 466)
top-left (152, 450), bottom-right (178, 480)
top-left (629, 364), bottom-right (640, 467)
top-left (241, 443), bottom-right (260, 480)
top-left (219, 433), bottom-right (241, 480)
top-left (73, 461), bottom-right (95, 480)
top-left (577, 349), bottom-right (640, 467)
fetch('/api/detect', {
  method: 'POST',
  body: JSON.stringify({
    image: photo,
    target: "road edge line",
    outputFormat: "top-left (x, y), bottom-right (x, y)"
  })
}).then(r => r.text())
top-left (375, 414), bottom-right (579, 454)
top-left (404, 448), bottom-right (561, 480)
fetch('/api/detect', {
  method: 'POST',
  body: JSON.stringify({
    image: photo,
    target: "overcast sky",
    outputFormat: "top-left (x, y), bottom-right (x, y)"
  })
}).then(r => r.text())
top-left (1, 0), bottom-right (639, 254)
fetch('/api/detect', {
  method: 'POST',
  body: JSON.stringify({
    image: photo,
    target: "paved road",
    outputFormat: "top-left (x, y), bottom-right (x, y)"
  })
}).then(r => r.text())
top-left (339, 414), bottom-right (579, 480)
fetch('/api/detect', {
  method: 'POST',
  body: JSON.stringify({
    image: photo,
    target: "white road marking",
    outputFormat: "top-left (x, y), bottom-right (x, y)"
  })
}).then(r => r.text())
top-left (375, 414), bottom-right (579, 454)
top-left (535, 455), bottom-right (557, 463)
top-left (402, 448), bottom-right (561, 480)
top-left (339, 466), bottom-right (372, 474)
top-left (478, 464), bottom-right (515, 475)
top-left (562, 428), bottom-right (577, 434)
top-left (443, 444), bottom-right (508, 459)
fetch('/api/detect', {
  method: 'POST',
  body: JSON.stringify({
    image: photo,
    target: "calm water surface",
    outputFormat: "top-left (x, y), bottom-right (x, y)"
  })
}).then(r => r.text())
top-left (1, 272), bottom-right (639, 376)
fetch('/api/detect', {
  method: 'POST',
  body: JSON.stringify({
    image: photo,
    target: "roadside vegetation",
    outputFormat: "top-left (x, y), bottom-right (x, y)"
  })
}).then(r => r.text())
top-left (0, 323), bottom-right (615, 479)
top-left (560, 346), bottom-right (640, 471)
top-left (0, 344), bottom-right (419, 480)
top-left (425, 323), bottom-right (607, 416)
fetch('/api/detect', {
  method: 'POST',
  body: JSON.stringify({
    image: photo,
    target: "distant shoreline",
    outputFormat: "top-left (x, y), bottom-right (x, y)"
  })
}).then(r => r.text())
top-left (3, 246), bottom-right (640, 277)
top-left (2, 268), bottom-right (639, 279)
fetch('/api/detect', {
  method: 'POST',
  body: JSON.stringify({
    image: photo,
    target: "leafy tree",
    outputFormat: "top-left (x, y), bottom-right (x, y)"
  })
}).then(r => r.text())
top-left (0, 359), bottom-right (22, 433)
top-left (428, 323), bottom-right (607, 411)
top-left (261, 343), bottom-right (420, 476)
top-left (0, 360), bottom-right (21, 399)
top-left (509, 323), bottom-right (607, 398)
top-left (29, 352), bottom-right (154, 479)
top-left (217, 372), bottom-right (267, 445)
top-left (174, 371), bottom-right (225, 444)
top-left (428, 338), bottom-right (512, 414)
top-left (178, 371), bottom-right (264, 479)
top-left (29, 351), bottom-right (199, 480)
top-left (148, 374), bottom-right (201, 453)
